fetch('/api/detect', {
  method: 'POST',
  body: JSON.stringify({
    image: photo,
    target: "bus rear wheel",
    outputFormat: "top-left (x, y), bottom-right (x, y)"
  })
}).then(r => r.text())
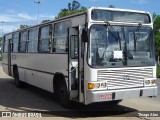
top-left (13, 68), bottom-right (24, 88)
top-left (58, 81), bottom-right (71, 107)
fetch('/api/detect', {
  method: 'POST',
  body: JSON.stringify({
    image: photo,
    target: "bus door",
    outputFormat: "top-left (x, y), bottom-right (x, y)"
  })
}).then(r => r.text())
top-left (7, 39), bottom-right (12, 76)
top-left (68, 26), bottom-right (84, 102)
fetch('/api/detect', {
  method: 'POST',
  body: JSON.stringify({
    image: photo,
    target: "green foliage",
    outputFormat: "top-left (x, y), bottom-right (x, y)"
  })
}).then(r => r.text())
top-left (0, 37), bottom-right (2, 43)
top-left (0, 37), bottom-right (3, 49)
top-left (153, 14), bottom-right (160, 59)
top-left (20, 25), bottom-right (31, 29)
top-left (152, 12), bottom-right (157, 22)
top-left (153, 15), bottom-right (160, 35)
top-left (157, 66), bottom-right (160, 77)
top-left (57, 0), bottom-right (87, 18)
top-left (68, 0), bottom-right (80, 11)
top-left (154, 35), bottom-right (160, 56)
top-left (109, 5), bottom-right (115, 8)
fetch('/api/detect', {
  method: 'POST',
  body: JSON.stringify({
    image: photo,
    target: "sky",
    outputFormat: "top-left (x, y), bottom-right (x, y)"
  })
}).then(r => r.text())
top-left (0, 0), bottom-right (160, 36)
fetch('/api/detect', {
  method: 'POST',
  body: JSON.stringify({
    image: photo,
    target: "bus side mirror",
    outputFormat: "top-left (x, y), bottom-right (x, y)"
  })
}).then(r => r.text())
top-left (82, 29), bottom-right (88, 42)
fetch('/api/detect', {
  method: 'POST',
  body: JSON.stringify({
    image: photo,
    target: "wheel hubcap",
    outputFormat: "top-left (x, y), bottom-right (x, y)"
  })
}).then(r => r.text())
top-left (60, 87), bottom-right (65, 99)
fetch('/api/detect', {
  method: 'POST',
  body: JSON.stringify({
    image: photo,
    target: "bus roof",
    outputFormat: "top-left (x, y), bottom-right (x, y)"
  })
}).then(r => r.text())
top-left (89, 7), bottom-right (150, 14)
top-left (3, 11), bottom-right (87, 36)
top-left (3, 7), bottom-right (151, 36)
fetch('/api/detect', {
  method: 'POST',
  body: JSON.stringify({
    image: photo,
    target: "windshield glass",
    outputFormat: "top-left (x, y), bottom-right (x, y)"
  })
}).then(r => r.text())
top-left (89, 24), bottom-right (155, 68)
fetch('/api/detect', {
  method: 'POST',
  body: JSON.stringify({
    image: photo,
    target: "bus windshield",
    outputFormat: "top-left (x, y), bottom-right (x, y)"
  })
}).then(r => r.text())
top-left (89, 24), bottom-right (155, 68)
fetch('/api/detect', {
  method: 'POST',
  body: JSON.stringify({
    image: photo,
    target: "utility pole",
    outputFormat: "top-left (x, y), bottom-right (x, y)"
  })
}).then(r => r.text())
top-left (34, 0), bottom-right (41, 24)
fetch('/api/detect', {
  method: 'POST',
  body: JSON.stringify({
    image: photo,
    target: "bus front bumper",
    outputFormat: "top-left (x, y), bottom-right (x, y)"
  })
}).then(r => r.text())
top-left (85, 86), bottom-right (158, 105)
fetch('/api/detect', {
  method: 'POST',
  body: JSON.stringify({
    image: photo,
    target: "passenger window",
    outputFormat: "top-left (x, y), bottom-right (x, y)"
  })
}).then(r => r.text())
top-left (70, 36), bottom-right (78, 59)
top-left (12, 32), bottom-right (19, 52)
top-left (53, 20), bottom-right (71, 53)
top-left (19, 31), bottom-right (27, 52)
top-left (28, 29), bottom-right (38, 52)
top-left (39, 26), bottom-right (51, 52)
top-left (3, 34), bottom-right (12, 53)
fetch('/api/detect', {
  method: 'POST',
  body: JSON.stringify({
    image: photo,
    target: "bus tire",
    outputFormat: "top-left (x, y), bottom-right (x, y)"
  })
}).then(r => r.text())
top-left (58, 81), bottom-right (71, 107)
top-left (110, 100), bottom-right (122, 105)
top-left (13, 68), bottom-right (24, 88)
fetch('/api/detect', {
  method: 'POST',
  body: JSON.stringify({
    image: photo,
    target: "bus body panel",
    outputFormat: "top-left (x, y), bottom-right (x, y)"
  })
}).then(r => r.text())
top-left (2, 53), bottom-right (68, 93)
top-left (85, 86), bottom-right (157, 104)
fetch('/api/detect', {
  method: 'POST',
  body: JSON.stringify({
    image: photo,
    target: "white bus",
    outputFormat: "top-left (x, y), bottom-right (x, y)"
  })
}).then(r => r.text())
top-left (2, 7), bottom-right (158, 107)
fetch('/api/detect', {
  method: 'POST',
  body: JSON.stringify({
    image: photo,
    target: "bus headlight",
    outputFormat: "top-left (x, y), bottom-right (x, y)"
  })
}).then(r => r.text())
top-left (88, 82), bottom-right (107, 90)
top-left (151, 80), bottom-right (157, 84)
top-left (145, 80), bottom-right (150, 85)
top-left (101, 83), bottom-right (107, 88)
top-left (94, 83), bottom-right (100, 89)
top-left (144, 78), bottom-right (157, 86)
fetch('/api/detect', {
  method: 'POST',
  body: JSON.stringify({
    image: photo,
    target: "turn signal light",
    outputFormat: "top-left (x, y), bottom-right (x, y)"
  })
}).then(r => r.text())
top-left (88, 82), bottom-right (107, 90)
top-left (88, 83), bottom-right (94, 89)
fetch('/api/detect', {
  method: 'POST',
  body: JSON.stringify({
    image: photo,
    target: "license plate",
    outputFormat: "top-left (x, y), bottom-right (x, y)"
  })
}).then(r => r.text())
top-left (100, 94), bottom-right (112, 100)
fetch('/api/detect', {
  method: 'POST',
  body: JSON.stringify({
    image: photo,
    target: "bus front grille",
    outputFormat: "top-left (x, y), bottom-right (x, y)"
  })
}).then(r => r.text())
top-left (97, 68), bottom-right (153, 90)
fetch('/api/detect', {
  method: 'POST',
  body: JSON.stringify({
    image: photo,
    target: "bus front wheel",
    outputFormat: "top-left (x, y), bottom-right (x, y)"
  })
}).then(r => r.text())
top-left (58, 81), bottom-right (71, 107)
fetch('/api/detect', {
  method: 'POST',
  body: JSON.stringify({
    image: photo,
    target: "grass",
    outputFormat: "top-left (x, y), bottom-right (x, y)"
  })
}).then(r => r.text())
top-left (0, 57), bottom-right (1, 61)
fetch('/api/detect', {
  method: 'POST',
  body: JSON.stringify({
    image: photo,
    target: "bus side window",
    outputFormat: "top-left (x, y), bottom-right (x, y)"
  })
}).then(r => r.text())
top-left (19, 31), bottom-right (27, 52)
top-left (12, 32), bottom-right (19, 52)
top-left (28, 29), bottom-right (38, 52)
top-left (3, 36), bottom-right (8, 52)
top-left (3, 35), bottom-right (12, 53)
top-left (39, 25), bottom-right (50, 52)
top-left (53, 20), bottom-right (71, 53)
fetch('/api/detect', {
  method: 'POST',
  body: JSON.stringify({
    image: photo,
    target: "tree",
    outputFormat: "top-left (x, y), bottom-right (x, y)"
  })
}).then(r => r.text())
top-left (155, 35), bottom-right (160, 60)
top-left (153, 12), bottom-right (157, 22)
top-left (109, 5), bottom-right (115, 8)
top-left (41, 20), bottom-right (50, 23)
top-left (0, 37), bottom-right (3, 53)
top-left (19, 25), bottom-right (31, 29)
top-left (57, 0), bottom-right (87, 18)
top-left (153, 13), bottom-right (160, 62)
top-left (153, 15), bottom-right (160, 35)
top-left (0, 37), bottom-right (2, 45)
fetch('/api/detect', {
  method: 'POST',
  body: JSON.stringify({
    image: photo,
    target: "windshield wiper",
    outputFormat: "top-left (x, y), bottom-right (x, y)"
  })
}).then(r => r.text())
top-left (134, 23), bottom-right (143, 52)
top-left (105, 21), bottom-right (122, 50)
top-left (135, 23), bottom-right (143, 35)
